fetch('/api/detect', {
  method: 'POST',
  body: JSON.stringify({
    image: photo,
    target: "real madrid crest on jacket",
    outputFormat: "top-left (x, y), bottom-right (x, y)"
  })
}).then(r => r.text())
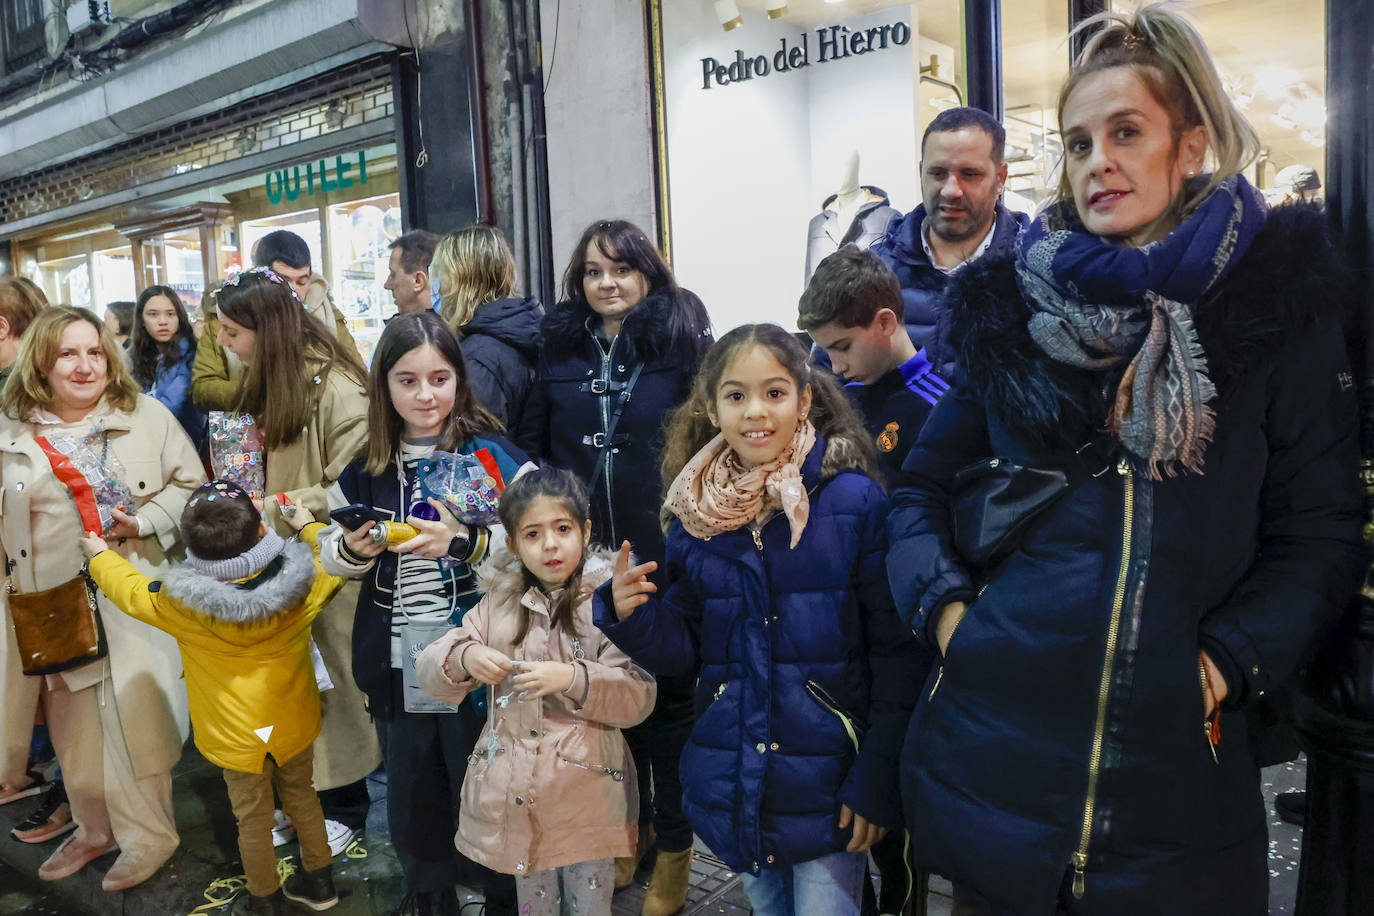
top-left (844, 347), bottom-right (948, 487)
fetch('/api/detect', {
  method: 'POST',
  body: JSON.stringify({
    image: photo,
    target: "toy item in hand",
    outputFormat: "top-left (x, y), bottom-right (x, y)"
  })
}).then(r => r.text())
top-left (45, 432), bottom-right (135, 534)
top-left (417, 450), bottom-right (506, 525)
top-left (207, 412), bottom-right (265, 500)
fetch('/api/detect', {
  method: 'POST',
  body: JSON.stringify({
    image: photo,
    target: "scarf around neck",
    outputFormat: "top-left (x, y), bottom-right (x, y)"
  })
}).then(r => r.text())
top-left (1015, 173), bottom-right (1268, 476)
top-left (664, 421), bottom-right (817, 548)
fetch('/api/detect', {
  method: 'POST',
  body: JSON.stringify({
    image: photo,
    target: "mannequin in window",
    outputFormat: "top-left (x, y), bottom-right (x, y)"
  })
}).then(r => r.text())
top-left (804, 149), bottom-right (900, 283)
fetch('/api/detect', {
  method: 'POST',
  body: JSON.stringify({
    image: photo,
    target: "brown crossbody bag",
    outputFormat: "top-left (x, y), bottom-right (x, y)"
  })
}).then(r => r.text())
top-left (6, 435), bottom-right (110, 676)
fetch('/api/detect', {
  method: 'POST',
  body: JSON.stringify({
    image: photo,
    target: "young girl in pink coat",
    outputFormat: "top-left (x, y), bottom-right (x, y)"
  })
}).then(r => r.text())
top-left (416, 467), bottom-right (656, 915)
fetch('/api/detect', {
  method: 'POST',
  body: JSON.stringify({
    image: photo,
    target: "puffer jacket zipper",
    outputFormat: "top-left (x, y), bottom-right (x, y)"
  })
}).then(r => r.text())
top-left (1071, 457), bottom-right (1134, 899)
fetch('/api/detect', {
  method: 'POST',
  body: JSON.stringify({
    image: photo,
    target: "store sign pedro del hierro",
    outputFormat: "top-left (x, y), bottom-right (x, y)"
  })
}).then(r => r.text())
top-left (700, 20), bottom-right (912, 90)
top-left (265, 151), bottom-right (368, 205)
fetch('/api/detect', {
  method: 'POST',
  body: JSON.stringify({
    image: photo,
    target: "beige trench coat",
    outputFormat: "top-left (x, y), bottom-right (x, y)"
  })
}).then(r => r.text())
top-left (256, 364), bottom-right (381, 789)
top-left (0, 395), bottom-right (202, 782)
top-left (416, 554), bottom-right (656, 874)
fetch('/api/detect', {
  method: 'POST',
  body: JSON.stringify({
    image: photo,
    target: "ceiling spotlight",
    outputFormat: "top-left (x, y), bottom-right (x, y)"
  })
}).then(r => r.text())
top-left (766, 0), bottom-right (788, 17)
top-left (715, 0), bottom-right (742, 31)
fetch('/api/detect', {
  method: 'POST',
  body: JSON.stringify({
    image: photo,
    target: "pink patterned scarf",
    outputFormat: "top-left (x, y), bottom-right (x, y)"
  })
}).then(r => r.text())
top-left (664, 421), bottom-right (817, 548)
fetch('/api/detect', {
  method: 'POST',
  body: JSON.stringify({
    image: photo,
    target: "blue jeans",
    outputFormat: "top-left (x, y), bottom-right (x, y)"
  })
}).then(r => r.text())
top-left (739, 850), bottom-right (867, 916)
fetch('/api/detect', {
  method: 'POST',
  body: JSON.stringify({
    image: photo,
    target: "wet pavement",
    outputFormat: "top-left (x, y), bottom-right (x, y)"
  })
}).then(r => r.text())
top-left (0, 745), bottom-right (1306, 915)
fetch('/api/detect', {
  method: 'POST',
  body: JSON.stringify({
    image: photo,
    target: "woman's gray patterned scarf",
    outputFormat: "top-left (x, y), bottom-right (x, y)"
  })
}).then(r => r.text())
top-left (1015, 174), bottom-right (1268, 477)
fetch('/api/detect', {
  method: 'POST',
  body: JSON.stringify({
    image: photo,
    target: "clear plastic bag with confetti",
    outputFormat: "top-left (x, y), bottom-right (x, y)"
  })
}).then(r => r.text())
top-left (416, 449), bottom-right (506, 526)
top-left (43, 430), bottom-right (135, 534)
top-left (207, 412), bottom-right (266, 500)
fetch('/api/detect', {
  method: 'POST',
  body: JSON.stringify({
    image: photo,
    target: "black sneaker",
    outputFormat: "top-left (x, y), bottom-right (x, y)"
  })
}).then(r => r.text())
top-left (229, 889), bottom-right (286, 915)
top-left (1275, 790), bottom-right (1306, 827)
top-left (11, 782), bottom-right (75, 843)
top-left (282, 863), bottom-right (338, 911)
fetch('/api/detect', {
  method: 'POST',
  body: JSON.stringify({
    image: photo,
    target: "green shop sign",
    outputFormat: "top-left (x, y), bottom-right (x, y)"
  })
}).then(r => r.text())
top-left (265, 151), bottom-right (368, 205)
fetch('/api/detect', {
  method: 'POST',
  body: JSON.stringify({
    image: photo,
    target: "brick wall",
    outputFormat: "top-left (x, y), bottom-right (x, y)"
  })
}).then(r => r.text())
top-left (0, 54), bottom-right (394, 223)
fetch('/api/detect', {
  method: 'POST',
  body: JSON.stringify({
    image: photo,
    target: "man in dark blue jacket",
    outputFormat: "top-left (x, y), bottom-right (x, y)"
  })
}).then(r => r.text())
top-left (871, 107), bottom-right (1028, 370)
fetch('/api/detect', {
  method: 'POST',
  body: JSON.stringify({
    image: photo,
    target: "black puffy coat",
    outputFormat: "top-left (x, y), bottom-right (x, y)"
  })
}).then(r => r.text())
top-left (515, 290), bottom-right (708, 569)
top-left (460, 296), bottom-right (543, 431)
top-left (885, 205), bottom-right (1366, 915)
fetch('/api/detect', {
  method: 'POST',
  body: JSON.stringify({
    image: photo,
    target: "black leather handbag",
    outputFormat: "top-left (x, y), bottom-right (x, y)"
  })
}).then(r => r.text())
top-left (950, 440), bottom-right (1115, 573)
top-left (951, 459), bottom-right (1069, 572)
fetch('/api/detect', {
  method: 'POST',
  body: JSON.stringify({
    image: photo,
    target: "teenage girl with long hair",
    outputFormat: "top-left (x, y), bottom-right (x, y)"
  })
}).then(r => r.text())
top-left (129, 285), bottom-right (204, 451)
top-left (322, 311), bottom-right (526, 915)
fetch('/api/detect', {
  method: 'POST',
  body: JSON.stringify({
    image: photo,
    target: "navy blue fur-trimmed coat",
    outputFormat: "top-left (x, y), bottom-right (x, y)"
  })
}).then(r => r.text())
top-left (885, 205), bottom-right (1367, 914)
top-left (592, 433), bottom-right (925, 873)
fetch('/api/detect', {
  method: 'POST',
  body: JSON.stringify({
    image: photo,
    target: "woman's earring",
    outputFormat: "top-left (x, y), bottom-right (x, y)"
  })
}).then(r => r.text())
top-left (1186, 169), bottom-right (1197, 178)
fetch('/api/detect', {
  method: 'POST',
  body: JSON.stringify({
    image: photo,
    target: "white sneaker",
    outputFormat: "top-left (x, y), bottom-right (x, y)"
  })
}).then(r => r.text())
top-left (324, 819), bottom-right (354, 858)
top-left (271, 809), bottom-right (296, 847)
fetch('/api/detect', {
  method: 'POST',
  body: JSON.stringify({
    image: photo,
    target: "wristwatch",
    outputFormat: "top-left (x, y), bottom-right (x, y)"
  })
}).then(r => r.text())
top-left (447, 523), bottom-right (472, 560)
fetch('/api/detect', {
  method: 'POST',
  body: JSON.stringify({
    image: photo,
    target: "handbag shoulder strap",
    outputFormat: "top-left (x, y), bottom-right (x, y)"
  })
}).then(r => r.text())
top-left (587, 362), bottom-right (646, 495)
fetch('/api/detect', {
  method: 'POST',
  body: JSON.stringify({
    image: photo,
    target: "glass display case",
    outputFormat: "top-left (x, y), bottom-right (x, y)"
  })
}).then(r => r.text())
top-left (327, 192), bottom-right (402, 366)
top-left (94, 247), bottom-right (137, 305)
top-left (35, 254), bottom-right (92, 308)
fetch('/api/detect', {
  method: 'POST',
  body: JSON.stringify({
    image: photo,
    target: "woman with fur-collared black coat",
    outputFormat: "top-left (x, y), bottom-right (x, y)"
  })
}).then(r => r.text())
top-left (885, 8), bottom-right (1366, 916)
top-left (516, 219), bottom-right (711, 916)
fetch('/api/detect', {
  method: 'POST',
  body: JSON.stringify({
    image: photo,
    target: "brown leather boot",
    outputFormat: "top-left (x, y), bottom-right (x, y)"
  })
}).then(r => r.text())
top-left (641, 846), bottom-right (692, 916)
top-left (615, 824), bottom-right (655, 890)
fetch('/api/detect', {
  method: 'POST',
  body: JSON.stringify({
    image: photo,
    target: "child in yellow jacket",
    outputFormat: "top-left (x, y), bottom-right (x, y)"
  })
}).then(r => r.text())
top-left (81, 480), bottom-right (342, 916)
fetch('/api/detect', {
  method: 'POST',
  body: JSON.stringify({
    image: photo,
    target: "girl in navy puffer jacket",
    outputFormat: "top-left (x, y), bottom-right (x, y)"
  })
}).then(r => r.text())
top-left (593, 324), bottom-right (923, 916)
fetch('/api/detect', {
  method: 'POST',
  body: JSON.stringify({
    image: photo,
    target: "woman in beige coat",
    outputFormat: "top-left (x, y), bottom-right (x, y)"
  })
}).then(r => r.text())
top-left (211, 268), bottom-right (381, 848)
top-left (0, 307), bottom-right (202, 889)
top-left (417, 468), bottom-right (656, 916)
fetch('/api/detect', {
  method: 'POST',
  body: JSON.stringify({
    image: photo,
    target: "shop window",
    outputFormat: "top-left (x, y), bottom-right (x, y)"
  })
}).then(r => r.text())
top-left (328, 193), bottom-right (403, 366)
top-left (241, 210), bottom-right (324, 274)
top-left (659, 0), bottom-right (959, 332)
top-left (36, 255), bottom-right (91, 309)
top-left (1001, 0), bottom-right (1070, 211)
top-left (160, 229), bottom-right (210, 314)
top-left (1173, 0), bottom-right (1327, 201)
top-left (94, 248), bottom-right (137, 306)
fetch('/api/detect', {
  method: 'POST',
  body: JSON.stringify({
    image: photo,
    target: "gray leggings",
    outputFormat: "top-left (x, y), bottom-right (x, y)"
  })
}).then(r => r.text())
top-left (514, 858), bottom-right (615, 915)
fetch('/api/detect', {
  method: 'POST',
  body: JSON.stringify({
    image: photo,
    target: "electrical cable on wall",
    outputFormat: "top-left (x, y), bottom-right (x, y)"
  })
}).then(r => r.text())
top-left (543, 0), bottom-right (560, 92)
top-left (402, 0), bottom-right (429, 168)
